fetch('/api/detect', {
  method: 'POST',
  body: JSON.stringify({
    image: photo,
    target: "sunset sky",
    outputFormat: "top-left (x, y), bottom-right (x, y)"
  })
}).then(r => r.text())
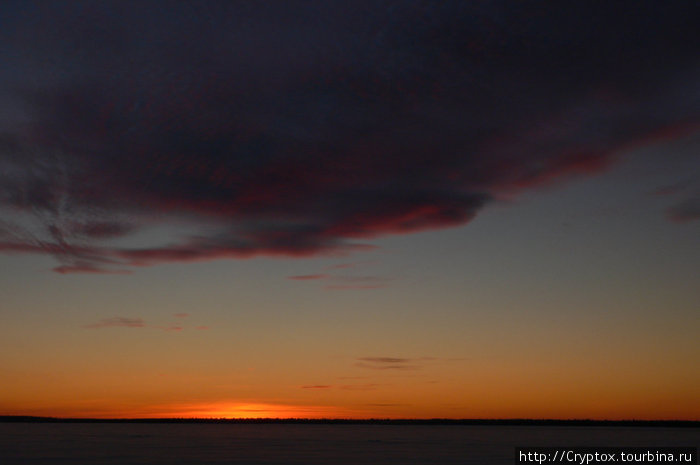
top-left (1, 1), bottom-right (698, 420)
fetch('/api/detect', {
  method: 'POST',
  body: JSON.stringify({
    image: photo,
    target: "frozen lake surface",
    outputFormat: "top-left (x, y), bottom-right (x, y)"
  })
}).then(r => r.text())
top-left (0, 423), bottom-right (697, 464)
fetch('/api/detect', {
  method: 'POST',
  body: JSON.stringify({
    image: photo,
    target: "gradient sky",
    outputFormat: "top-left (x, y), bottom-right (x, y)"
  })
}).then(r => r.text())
top-left (1, 1), bottom-right (699, 420)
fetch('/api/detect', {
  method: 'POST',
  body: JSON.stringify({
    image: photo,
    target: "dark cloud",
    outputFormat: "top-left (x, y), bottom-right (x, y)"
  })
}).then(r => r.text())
top-left (301, 385), bottom-right (333, 389)
top-left (84, 317), bottom-right (145, 329)
top-left (1, 1), bottom-right (698, 272)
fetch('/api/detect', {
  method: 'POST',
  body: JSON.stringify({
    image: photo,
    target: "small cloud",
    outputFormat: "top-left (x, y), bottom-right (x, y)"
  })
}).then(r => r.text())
top-left (84, 317), bottom-right (145, 329)
top-left (288, 268), bottom-right (392, 290)
top-left (173, 313), bottom-right (190, 318)
top-left (355, 356), bottom-right (443, 370)
top-left (359, 357), bottom-right (411, 364)
top-left (667, 196), bottom-right (700, 223)
top-left (355, 357), bottom-right (419, 370)
top-left (650, 177), bottom-right (696, 197)
top-left (287, 274), bottom-right (328, 280)
top-left (151, 324), bottom-right (185, 332)
top-left (301, 385), bottom-right (333, 389)
top-left (161, 325), bottom-right (183, 332)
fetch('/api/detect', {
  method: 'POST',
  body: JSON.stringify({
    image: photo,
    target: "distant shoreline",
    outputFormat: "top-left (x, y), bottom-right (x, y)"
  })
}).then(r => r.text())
top-left (1, 416), bottom-right (697, 427)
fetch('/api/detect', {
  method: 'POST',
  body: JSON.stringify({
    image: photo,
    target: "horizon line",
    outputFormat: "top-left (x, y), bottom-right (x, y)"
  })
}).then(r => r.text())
top-left (1, 416), bottom-right (697, 427)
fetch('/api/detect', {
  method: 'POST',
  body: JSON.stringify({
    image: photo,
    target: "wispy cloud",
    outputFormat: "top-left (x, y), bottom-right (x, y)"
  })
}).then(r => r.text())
top-left (288, 265), bottom-right (392, 290)
top-left (84, 316), bottom-right (207, 332)
top-left (83, 317), bottom-right (145, 329)
top-left (154, 325), bottom-right (184, 332)
top-left (359, 357), bottom-right (412, 364)
top-left (301, 385), bottom-right (333, 389)
top-left (287, 274), bottom-right (328, 280)
top-left (173, 313), bottom-right (189, 318)
top-left (356, 357), bottom-right (420, 370)
top-left (354, 356), bottom-right (451, 371)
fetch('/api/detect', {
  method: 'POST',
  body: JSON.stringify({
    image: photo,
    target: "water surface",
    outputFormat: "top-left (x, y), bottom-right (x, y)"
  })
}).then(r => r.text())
top-left (0, 423), bottom-right (697, 464)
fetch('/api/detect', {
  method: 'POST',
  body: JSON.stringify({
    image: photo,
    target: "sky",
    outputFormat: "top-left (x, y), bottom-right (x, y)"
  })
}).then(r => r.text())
top-left (0, 1), bottom-right (698, 420)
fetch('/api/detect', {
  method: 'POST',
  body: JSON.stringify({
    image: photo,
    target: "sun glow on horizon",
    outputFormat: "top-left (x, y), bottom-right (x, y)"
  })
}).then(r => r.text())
top-left (142, 402), bottom-right (349, 420)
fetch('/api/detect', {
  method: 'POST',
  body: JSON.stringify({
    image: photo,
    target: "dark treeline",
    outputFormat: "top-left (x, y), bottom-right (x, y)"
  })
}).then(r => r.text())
top-left (0, 416), bottom-right (696, 427)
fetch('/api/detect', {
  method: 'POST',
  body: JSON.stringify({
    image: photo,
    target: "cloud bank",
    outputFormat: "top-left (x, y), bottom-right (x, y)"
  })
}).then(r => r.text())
top-left (0, 1), bottom-right (697, 272)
